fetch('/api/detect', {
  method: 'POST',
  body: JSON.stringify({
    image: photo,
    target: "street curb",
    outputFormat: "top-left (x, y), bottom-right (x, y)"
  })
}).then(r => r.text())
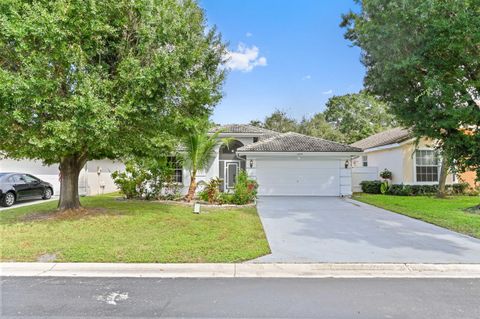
top-left (2, 262), bottom-right (480, 278)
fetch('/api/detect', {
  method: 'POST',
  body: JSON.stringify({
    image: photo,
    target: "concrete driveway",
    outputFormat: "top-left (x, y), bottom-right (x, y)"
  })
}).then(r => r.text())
top-left (254, 196), bottom-right (480, 263)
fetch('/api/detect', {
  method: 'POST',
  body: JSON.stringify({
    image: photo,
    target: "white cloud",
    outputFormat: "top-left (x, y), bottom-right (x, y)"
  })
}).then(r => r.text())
top-left (246, 32), bottom-right (253, 37)
top-left (224, 43), bottom-right (267, 72)
top-left (302, 75), bottom-right (312, 80)
top-left (322, 89), bottom-right (333, 95)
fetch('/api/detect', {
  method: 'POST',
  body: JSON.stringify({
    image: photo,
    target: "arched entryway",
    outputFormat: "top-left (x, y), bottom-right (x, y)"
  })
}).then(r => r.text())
top-left (219, 140), bottom-right (246, 192)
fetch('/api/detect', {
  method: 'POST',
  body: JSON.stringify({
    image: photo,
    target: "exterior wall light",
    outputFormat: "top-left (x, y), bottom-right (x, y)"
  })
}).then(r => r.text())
top-left (345, 160), bottom-right (349, 169)
top-left (249, 159), bottom-right (254, 168)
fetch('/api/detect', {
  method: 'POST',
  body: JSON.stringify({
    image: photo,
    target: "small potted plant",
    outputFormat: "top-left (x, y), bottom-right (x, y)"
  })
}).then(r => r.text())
top-left (380, 169), bottom-right (393, 181)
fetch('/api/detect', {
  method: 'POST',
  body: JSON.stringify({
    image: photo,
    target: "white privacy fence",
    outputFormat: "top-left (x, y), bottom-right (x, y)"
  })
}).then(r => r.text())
top-left (352, 167), bottom-right (379, 192)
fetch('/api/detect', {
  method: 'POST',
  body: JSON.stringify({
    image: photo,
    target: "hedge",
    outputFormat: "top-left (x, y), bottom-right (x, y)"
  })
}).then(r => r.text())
top-left (360, 180), bottom-right (469, 196)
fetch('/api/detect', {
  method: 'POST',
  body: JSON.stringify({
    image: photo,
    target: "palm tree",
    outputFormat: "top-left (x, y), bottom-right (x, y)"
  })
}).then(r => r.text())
top-left (182, 130), bottom-right (230, 202)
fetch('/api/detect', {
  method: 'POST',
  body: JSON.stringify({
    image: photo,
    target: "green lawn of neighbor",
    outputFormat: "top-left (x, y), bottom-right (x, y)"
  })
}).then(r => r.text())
top-left (0, 194), bottom-right (270, 263)
top-left (353, 194), bottom-right (480, 239)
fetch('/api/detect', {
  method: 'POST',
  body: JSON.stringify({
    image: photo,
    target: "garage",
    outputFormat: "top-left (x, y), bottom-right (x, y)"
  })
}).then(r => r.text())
top-left (256, 158), bottom-right (341, 196)
top-left (237, 132), bottom-right (363, 197)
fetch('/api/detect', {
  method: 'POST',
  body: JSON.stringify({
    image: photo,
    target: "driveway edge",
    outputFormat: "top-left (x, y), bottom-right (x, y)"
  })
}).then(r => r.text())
top-left (2, 262), bottom-right (480, 278)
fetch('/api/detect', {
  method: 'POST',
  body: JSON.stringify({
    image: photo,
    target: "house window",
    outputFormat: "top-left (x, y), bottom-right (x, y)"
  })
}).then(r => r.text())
top-left (362, 155), bottom-right (368, 167)
top-left (167, 157), bottom-right (183, 183)
top-left (415, 150), bottom-right (440, 182)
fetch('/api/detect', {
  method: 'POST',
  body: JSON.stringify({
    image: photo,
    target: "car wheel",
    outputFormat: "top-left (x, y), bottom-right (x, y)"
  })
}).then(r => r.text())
top-left (1, 192), bottom-right (16, 207)
top-left (42, 188), bottom-right (53, 200)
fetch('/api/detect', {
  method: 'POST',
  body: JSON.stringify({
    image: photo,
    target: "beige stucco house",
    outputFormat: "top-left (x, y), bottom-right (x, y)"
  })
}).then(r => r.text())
top-left (351, 128), bottom-right (458, 186)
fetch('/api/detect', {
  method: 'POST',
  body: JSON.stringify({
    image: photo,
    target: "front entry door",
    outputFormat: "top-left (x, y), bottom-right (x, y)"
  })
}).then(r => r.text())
top-left (225, 162), bottom-right (239, 191)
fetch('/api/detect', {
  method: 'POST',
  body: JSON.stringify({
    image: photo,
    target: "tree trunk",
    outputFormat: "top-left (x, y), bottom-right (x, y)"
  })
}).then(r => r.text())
top-left (185, 171), bottom-right (197, 202)
top-left (58, 154), bottom-right (87, 211)
top-left (437, 157), bottom-right (448, 198)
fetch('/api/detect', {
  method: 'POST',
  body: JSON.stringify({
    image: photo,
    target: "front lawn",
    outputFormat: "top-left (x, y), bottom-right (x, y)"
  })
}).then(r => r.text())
top-left (0, 194), bottom-right (270, 263)
top-left (353, 194), bottom-right (480, 239)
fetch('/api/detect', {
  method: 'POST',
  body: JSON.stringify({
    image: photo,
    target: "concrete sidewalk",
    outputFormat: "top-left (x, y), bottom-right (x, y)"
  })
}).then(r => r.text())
top-left (2, 262), bottom-right (480, 278)
top-left (0, 197), bottom-right (58, 211)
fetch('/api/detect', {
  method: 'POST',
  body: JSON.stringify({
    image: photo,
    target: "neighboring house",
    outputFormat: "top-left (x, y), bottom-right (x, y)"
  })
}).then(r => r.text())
top-left (0, 158), bottom-right (124, 196)
top-left (179, 124), bottom-right (362, 197)
top-left (350, 127), bottom-right (460, 190)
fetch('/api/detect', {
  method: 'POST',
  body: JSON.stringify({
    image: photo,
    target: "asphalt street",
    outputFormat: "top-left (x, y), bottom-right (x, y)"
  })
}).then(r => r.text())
top-left (1, 277), bottom-right (479, 318)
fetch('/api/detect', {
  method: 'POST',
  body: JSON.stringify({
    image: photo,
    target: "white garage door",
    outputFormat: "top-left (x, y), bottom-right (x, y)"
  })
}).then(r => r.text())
top-left (256, 158), bottom-right (341, 196)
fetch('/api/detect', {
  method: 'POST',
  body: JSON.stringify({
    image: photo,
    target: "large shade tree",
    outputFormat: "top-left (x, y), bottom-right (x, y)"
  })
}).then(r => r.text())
top-left (250, 109), bottom-right (299, 133)
top-left (324, 92), bottom-right (396, 144)
top-left (0, 0), bottom-right (226, 210)
top-left (342, 0), bottom-right (480, 196)
top-left (298, 113), bottom-right (346, 143)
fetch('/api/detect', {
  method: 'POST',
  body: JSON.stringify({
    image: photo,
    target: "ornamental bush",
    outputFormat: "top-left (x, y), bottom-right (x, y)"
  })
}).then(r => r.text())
top-left (360, 180), bottom-right (383, 194)
top-left (198, 178), bottom-right (222, 203)
top-left (360, 181), bottom-right (470, 196)
top-left (198, 171), bottom-right (258, 205)
top-left (112, 159), bottom-right (178, 200)
top-left (231, 171), bottom-right (258, 205)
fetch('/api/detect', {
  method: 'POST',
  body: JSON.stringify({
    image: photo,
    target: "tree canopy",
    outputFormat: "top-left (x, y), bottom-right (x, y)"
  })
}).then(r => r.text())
top-left (250, 109), bottom-right (298, 133)
top-left (324, 91), bottom-right (396, 144)
top-left (298, 113), bottom-right (346, 143)
top-left (0, 0), bottom-right (226, 209)
top-left (249, 91), bottom-right (392, 144)
top-left (342, 0), bottom-right (480, 181)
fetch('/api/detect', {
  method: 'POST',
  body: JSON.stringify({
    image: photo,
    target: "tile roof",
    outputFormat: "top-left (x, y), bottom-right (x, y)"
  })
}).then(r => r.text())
top-left (351, 127), bottom-right (412, 150)
top-left (237, 132), bottom-right (362, 153)
top-left (210, 124), bottom-right (279, 135)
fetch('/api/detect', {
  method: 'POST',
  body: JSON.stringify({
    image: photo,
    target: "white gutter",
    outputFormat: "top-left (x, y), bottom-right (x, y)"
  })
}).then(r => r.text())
top-left (363, 138), bottom-right (416, 153)
top-left (236, 151), bottom-right (363, 157)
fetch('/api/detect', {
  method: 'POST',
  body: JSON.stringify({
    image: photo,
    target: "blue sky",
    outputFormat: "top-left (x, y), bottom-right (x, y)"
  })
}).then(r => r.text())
top-left (200, 0), bottom-right (365, 124)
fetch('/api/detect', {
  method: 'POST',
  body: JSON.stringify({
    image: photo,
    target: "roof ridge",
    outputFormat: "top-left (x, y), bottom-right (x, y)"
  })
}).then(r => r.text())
top-left (285, 131), bottom-right (360, 149)
top-left (211, 123), bottom-right (280, 134)
top-left (238, 132), bottom-right (288, 150)
top-left (238, 131), bottom-right (362, 153)
top-left (351, 127), bottom-right (412, 149)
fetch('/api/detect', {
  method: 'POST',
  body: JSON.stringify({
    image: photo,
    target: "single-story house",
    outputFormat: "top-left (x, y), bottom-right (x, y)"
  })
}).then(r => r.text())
top-left (0, 124), bottom-right (363, 197)
top-left (350, 127), bottom-right (472, 189)
top-left (186, 124), bottom-right (363, 196)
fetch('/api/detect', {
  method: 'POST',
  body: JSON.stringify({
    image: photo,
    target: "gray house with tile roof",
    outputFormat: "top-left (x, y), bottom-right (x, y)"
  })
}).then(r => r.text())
top-left (179, 124), bottom-right (362, 197)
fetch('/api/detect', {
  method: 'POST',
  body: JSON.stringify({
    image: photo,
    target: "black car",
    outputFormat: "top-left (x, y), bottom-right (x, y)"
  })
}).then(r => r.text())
top-left (0, 173), bottom-right (54, 207)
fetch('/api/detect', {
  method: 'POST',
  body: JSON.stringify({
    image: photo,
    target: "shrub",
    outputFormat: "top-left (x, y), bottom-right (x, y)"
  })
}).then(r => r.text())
top-left (231, 171), bottom-right (258, 205)
top-left (111, 163), bottom-right (150, 199)
top-left (384, 183), bottom-right (470, 196)
top-left (199, 178), bottom-right (222, 203)
top-left (447, 183), bottom-right (469, 195)
top-left (198, 189), bottom-right (209, 202)
top-left (112, 158), bottom-right (178, 200)
top-left (360, 180), bottom-right (383, 194)
top-left (198, 172), bottom-right (258, 205)
top-left (217, 192), bottom-right (235, 205)
top-left (380, 181), bottom-right (389, 194)
top-left (387, 184), bottom-right (413, 196)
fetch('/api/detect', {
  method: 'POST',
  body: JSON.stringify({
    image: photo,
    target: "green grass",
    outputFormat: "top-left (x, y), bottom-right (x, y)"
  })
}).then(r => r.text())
top-left (353, 194), bottom-right (480, 238)
top-left (0, 194), bottom-right (270, 263)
